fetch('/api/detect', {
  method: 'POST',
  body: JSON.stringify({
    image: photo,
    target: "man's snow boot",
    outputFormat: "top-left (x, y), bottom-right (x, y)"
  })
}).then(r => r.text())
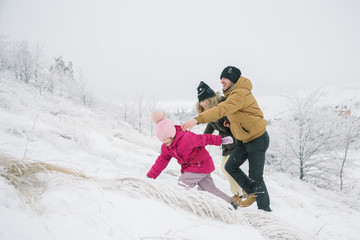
top-left (231, 194), bottom-right (242, 206)
top-left (232, 192), bottom-right (256, 208)
top-left (239, 193), bottom-right (256, 207)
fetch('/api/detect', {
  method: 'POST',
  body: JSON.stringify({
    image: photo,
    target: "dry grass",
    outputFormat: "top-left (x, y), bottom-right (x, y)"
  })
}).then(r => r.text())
top-left (101, 177), bottom-right (241, 224)
top-left (0, 152), bottom-right (238, 222)
top-left (0, 152), bottom-right (89, 209)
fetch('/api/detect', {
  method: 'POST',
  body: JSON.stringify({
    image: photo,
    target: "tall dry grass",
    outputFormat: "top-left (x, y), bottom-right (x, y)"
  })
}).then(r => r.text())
top-left (0, 152), bottom-right (88, 209)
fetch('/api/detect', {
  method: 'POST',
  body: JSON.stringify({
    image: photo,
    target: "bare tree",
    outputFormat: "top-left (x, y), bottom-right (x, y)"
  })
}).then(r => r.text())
top-left (30, 42), bottom-right (46, 94)
top-left (120, 100), bottom-right (137, 129)
top-left (0, 34), bottom-right (10, 71)
top-left (121, 100), bottom-right (129, 122)
top-left (271, 90), bottom-right (336, 182)
top-left (147, 97), bottom-right (158, 137)
top-left (72, 69), bottom-right (93, 106)
top-left (335, 114), bottom-right (360, 190)
top-left (10, 41), bottom-right (34, 83)
top-left (136, 93), bottom-right (144, 133)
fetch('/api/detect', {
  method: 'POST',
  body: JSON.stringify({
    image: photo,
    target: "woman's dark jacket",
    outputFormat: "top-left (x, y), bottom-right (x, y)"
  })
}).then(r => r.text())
top-left (204, 117), bottom-right (236, 156)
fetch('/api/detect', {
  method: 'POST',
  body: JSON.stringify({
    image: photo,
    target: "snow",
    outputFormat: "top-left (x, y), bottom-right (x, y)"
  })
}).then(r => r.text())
top-left (1, 75), bottom-right (360, 240)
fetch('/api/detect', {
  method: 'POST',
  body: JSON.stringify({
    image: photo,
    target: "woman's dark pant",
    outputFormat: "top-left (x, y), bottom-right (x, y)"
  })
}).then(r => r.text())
top-left (225, 131), bottom-right (270, 211)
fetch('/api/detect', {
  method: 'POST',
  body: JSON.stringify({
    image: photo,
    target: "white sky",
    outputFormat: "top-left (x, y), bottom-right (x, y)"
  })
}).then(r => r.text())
top-left (1, 0), bottom-right (360, 103)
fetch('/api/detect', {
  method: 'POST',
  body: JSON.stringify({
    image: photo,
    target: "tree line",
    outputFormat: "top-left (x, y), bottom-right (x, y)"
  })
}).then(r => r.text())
top-left (0, 35), bottom-right (93, 106)
top-left (0, 35), bottom-right (192, 138)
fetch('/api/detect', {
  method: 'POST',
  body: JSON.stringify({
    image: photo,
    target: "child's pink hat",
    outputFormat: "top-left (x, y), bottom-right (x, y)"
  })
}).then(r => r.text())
top-left (152, 111), bottom-right (176, 140)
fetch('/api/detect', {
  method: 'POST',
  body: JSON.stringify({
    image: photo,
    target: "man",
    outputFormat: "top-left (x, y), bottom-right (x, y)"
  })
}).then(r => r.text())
top-left (181, 66), bottom-right (271, 212)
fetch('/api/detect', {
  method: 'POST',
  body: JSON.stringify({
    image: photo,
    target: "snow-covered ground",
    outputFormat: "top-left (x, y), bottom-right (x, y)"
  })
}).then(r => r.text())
top-left (1, 75), bottom-right (360, 240)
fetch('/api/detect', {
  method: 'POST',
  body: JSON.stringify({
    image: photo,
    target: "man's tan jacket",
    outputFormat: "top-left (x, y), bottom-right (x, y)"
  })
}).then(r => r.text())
top-left (195, 77), bottom-right (267, 143)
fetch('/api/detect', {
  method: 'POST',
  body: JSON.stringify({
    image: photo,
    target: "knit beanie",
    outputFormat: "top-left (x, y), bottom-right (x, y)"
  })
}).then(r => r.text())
top-left (197, 81), bottom-right (216, 102)
top-left (152, 111), bottom-right (176, 140)
top-left (220, 66), bottom-right (241, 83)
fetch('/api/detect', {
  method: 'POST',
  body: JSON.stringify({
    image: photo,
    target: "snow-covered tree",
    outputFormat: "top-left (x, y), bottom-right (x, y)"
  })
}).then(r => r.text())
top-left (331, 112), bottom-right (360, 190)
top-left (75, 70), bottom-right (93, 106)
top-left (269, 90), bottom-right (336, 183)
top-left (10, 41), bottom-right (34, 83)
top-left (0, 34), bottom-right (10, 71)
top-left (29, 43), bottom-right (47, 95)
top-left (146, 97), bottom-right (158, 138)
top-left (49, 56), bottom-right (74, 97)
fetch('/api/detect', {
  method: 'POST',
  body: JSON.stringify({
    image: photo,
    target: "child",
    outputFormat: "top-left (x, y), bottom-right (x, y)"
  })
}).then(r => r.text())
top-left (147, 111), bottom-right (238, 209)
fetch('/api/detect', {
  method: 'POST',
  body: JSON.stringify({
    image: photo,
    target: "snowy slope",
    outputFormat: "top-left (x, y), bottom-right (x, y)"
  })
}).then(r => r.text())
top-left (1, 75), bottom-right (360, 240)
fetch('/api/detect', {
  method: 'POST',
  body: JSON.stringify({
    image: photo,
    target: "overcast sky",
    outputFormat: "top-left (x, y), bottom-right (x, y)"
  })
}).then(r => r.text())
top-left (1, 0), bottom-right (360, 104)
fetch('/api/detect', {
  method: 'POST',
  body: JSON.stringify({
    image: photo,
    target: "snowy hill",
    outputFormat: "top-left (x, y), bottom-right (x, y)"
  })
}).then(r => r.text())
top-left (1, 75), bottom-right (360, 240)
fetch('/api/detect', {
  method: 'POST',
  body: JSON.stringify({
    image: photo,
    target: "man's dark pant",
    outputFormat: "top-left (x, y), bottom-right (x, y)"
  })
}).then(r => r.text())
top-left (225, 131), bottom-right (271, 211)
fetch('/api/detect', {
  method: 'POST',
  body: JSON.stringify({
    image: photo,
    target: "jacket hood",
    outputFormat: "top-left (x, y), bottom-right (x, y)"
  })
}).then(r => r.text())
top-left (223, 77), bottom-right (253, 97)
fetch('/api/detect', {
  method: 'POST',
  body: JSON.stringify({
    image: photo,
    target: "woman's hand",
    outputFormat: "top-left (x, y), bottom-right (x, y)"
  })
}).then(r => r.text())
top-left (221, 136), bottom-right (234, 145)
top-left (181, 119), bottom-right (198, 131)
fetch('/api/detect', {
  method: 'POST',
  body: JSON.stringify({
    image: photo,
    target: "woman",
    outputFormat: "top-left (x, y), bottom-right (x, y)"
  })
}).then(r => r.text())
top-left (196, 81), bottom-right (246, 205)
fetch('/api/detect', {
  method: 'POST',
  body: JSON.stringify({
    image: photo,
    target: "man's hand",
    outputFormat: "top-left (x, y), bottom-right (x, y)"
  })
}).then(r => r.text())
top-left (181, 119), bottom-right (198, 131)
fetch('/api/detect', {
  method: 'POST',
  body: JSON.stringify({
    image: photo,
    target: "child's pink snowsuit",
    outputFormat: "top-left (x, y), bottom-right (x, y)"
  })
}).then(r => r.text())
top-left (147, 126), bottom-right (232, 203)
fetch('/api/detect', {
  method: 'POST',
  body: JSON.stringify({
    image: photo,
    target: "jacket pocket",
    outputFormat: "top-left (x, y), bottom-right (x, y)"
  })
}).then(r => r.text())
top-left (231, 122), bottom-right (251, 141)
top-left (242, 126), bottom-right (249, 133)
